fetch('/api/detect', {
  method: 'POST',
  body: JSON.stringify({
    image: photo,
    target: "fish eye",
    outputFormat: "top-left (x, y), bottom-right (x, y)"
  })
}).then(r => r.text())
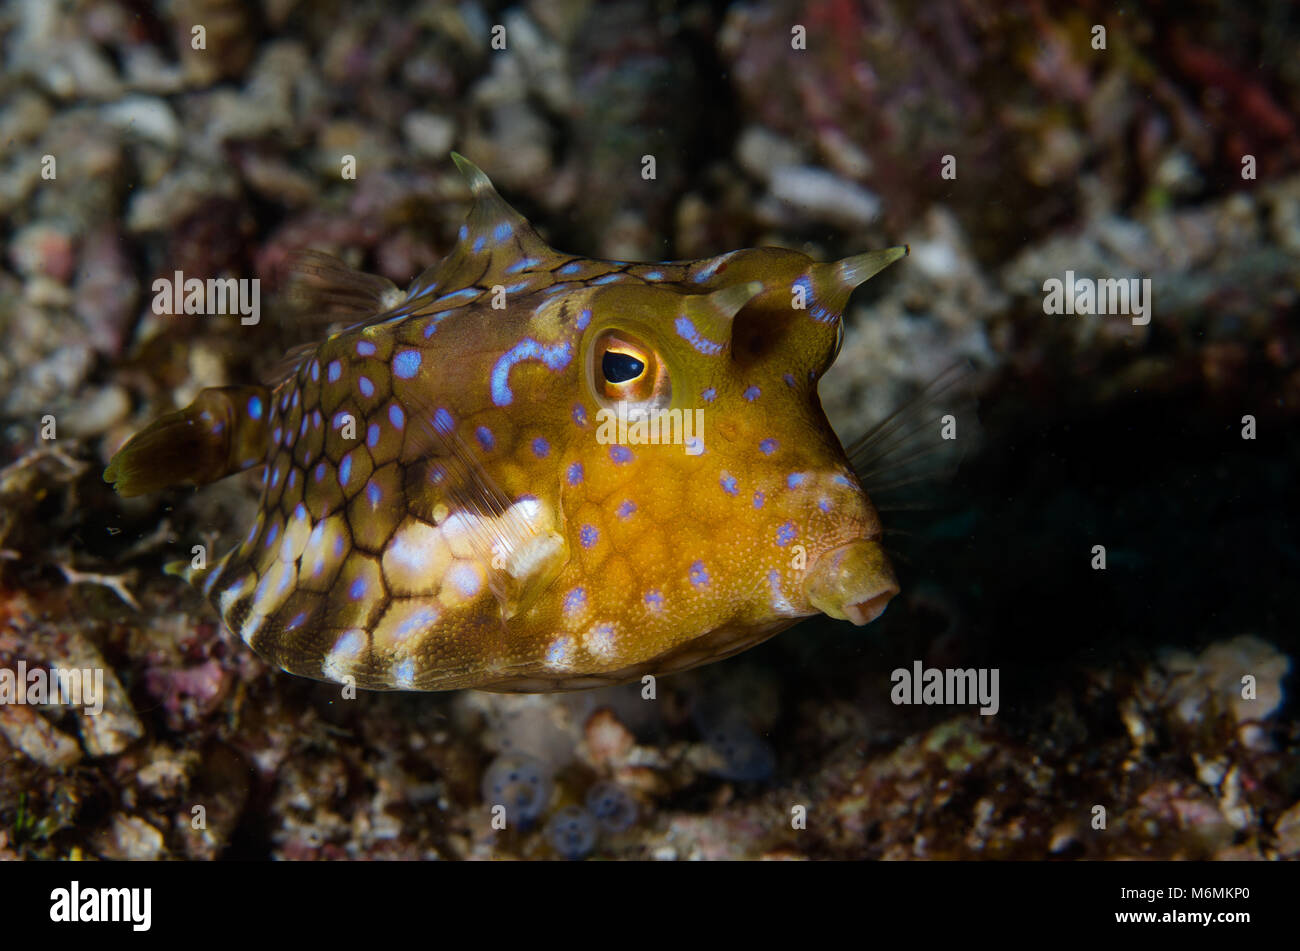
top-left (602, 349), bottom-right (645, 384)
top-left (589, 331), bottom-right (670, 407)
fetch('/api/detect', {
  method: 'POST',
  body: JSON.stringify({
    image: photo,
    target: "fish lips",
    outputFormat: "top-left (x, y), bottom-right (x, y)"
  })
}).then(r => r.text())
top-left (804, 539), bottom-right (899, 626)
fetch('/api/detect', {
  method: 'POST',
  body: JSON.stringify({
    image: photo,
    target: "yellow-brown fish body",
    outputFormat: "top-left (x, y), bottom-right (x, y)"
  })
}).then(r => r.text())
top-left (106, 155), bottom-right (904, 692)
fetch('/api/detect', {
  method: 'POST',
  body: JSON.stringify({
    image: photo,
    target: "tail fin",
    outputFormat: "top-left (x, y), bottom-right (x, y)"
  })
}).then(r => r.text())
top-left (104, 385), bottom-right (272, 496)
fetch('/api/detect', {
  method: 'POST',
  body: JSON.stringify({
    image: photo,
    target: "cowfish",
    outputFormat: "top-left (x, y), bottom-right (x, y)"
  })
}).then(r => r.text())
top-left (105, 154), bottom-right (906, 692)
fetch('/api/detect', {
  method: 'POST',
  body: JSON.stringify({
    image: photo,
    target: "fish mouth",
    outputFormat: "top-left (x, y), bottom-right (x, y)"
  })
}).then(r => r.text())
top-left (842, 589), bottom-right (896, 626)
top-left (804, 539), bottom-right (899, 627)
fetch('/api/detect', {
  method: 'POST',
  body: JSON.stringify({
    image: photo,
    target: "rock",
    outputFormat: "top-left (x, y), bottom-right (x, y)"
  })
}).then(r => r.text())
top-left (94, 814), bottom-right (165, 860)
top-left (581, 707), bottom-right (635, 771)
top-left (8, 222), bottom-right (75, 282)
top-left (735, 126), bottom-right (805, 183)
top-left (42, 630), bottom-right (144, 758)
top-left (1161, 635), bottom-right (1291, 751)
top-left (768, 165), bottom-right (881, 229)
top-left (401, 112), bottom-right (457, 160)
top-left (0, 704), bottom-right (82, 769)
top-left (100, 95), bottom-right (182, 150)
top-left (1274, 801), bottom-right (1300, 859)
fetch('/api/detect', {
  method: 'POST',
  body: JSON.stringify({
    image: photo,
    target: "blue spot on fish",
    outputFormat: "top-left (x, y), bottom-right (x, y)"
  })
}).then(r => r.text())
top-left (675, 315), bottom-right (726, 356)
top-left (690, 561), bottom-right (710, 588)
top-left (247, 396), bottom-right (263, 420)
top-left (397, 610), bottom-right (438, 640)
top-left (580, 525), bottom-right (598, 548)
top-left (546, 637), bottom-right (572, 668)
top-left (693, 254), bottom-right (730, 283)
top-left (490, 338), bottom-right (573, 406)
top-left (439, 288), bottom-right (480, 306)
top-left (392, 349), bottom-right (421, 379)
top-left (476, 426), bottom-right (495, 451)
top-left (776, 522), bottom-right (797, 546)
top-left (792, 275), bottom-right (812, 307)
top-left (449, 563), bottom-right (481, 597)
top-left (566, 461), bottom-right (584, 485)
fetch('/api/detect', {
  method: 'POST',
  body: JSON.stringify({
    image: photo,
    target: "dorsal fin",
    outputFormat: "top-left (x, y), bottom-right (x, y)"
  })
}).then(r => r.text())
top-left (410, 154), bottom-right (564, 299)
top-left (286, 249), bottom-right (404, 320)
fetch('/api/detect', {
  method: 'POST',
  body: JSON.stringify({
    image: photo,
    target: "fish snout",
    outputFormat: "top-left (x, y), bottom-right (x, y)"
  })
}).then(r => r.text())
top-left (804, 539), bottom-right (899, 626)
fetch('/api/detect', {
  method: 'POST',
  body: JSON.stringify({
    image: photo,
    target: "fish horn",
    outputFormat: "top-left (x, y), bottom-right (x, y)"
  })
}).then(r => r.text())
top-left (707, 280), bottom-right (766, 319)
top-left (676, 281), bottom-right (765, 356)
top-left (814, 246), bottom-right (909, 294)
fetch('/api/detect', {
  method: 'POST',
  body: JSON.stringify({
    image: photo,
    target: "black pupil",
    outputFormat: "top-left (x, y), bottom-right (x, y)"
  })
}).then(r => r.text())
top-left (603, 350), bottom-right (645, 383)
